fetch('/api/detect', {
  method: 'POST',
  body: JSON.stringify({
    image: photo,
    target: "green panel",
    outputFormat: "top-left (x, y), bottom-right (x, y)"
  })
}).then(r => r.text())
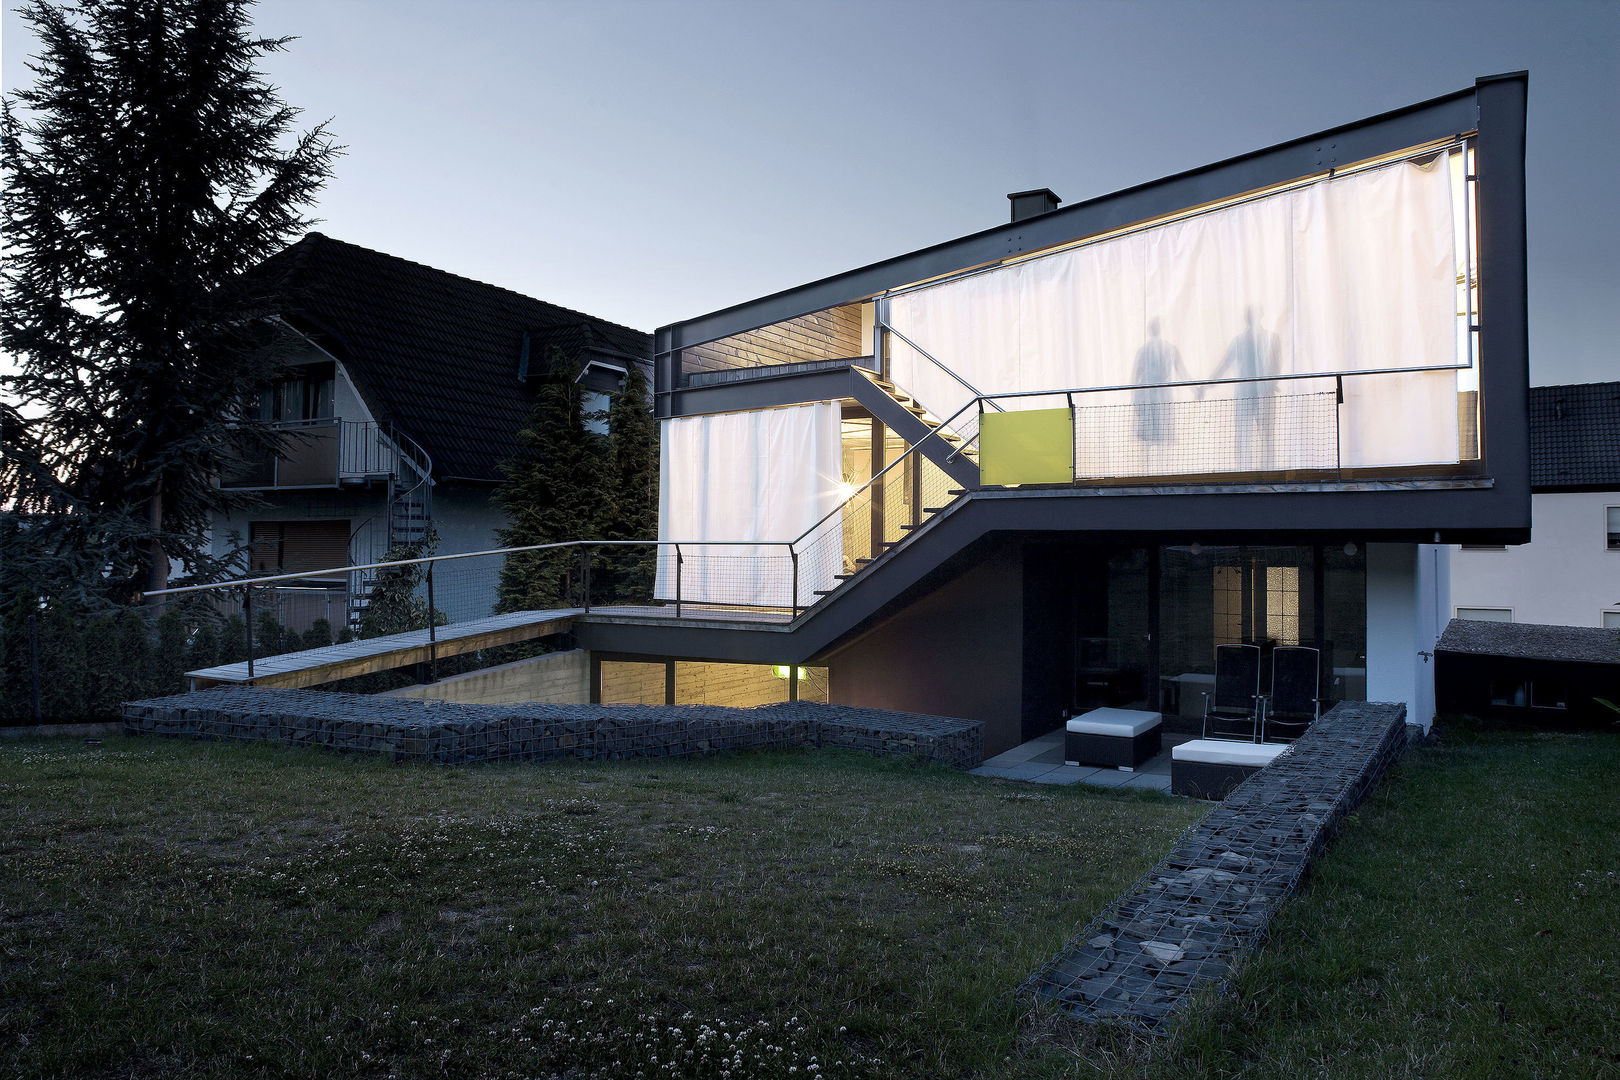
top-left (980, 407), bottom-right (1074, 486)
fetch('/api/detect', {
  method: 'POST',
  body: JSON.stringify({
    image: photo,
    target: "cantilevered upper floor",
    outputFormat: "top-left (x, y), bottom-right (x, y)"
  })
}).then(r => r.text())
top-left (651, 74), bottom-right (1531, 574)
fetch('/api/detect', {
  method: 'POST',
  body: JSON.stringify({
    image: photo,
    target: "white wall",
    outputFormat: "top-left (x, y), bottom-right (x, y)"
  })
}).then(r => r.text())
top-left (1366, 542), bottom-right (1447, 729)
top-left (1451, 491), bottom-right (1620, 627)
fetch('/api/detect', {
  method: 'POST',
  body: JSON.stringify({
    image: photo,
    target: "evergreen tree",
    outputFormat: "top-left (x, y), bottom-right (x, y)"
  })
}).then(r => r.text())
top-left (187, 619), bottom-right (220, 673)
top-left (494, 353), bottom-right (609, 611)
top-left (357, 534), bottom-right (444, 639)
top-left (1, 0), bottom-right (338, 601)
top-left (599, 363), bottom-right (658, 603)
top-left (220, 613), bottom-right (247, 664)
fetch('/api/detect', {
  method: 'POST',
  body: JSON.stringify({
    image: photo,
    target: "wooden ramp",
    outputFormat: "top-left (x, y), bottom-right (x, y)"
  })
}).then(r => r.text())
top-left (187, 609), bottom-right (582, 690)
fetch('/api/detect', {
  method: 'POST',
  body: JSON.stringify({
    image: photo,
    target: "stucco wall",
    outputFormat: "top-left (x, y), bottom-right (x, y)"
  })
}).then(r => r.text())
top-left (1451, 491), bottom-right (1620, 627)
top-left (1366, 542), bottom-right (1447, 730)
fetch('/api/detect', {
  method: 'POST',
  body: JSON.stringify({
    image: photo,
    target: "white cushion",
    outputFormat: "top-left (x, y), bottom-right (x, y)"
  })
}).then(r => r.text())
top-left (1172, 739), bottom-right (1291, 768)
top-left (1066, 708), bottom-right (1162, 738)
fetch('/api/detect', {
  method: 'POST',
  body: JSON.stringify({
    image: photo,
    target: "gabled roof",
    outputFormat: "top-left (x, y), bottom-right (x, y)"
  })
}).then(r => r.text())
top-left (1436, 618), bottom-right (1620, 666)
top-left (1529, 381), bottom-right (1620, 491)
top-left (248, 233), bottom-right (651, 483)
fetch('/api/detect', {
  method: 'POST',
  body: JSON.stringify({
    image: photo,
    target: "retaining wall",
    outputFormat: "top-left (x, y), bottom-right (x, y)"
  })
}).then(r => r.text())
top-left (1022, 700), bottom-right (1412, 1033)
top-left (121, 687), bottom-right (982, 770)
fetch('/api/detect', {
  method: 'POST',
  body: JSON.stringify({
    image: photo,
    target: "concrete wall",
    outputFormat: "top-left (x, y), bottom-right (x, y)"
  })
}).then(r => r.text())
top-left (675, 661), bottom-right (791, 707)
top-left (383, 649), bottom-right (590, 705)
top-left (824, 544), bottom-right (1024, 756)
top-left (1366, 542), bottom-right (1447, 729)
top-left (1451, 491), bottom-right (1620, 627)
top-left (600, 660), bottom-right (666, 705)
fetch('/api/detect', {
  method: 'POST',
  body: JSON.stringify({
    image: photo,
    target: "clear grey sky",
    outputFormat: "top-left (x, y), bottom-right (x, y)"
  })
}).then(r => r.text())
top-left (4, 0), bottom-right (1615, 385)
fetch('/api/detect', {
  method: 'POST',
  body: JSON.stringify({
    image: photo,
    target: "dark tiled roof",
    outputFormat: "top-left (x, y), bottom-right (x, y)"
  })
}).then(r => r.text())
top-left (248, 233), bottom-right (651, 483)
top-left (1529, 382), bottom-right (1620, 491)
top-left (1436, 618), bottom-right (1620, 665)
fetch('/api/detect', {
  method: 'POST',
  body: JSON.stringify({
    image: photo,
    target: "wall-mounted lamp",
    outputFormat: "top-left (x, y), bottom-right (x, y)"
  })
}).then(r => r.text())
top-left (1343, 541), bottom-right (1358, 556)
top-left (1189, 542), bottom-right (1202, 556)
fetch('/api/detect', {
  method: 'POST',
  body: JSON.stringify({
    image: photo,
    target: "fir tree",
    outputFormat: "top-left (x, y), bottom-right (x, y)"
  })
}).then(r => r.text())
top-left (598, 363), bottom-right (658, 603)
top-left (494, 352), bottom-right (609, 611)
top-left (1, 0), bottom-right (339, 601)
top-left (187, 619), bottom-right (220, 673)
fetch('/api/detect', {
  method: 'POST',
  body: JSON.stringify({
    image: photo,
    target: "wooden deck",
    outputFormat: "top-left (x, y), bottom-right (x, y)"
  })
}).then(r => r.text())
top-left (187, 609), bottom-right (583, 690)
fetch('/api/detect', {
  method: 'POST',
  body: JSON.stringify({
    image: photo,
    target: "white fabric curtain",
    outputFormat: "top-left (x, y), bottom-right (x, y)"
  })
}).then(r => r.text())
top-left (655, 402), bottom-right (843, 607)
top-left (886, 154), bottom-right (1461, 471)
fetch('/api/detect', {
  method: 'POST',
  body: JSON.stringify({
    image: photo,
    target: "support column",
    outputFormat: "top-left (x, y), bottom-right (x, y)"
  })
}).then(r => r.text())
top-left (1366, 542), bottom-right (1445, 730)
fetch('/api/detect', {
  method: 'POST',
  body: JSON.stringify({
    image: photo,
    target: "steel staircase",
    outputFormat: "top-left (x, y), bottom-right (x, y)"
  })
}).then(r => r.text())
top-left (847, 366), bottom-right (981, 490)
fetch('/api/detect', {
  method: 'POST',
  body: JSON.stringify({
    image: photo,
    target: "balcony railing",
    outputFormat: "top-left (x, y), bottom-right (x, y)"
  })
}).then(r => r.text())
top-left (221, 421), bottom-right (428, 490)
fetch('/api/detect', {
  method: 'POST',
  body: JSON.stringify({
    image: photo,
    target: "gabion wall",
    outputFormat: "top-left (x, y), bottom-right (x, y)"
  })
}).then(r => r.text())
top-left (1021, 700), bottom-right (1412, 1033)
top-left (121, 687), bottom-right (983, 770)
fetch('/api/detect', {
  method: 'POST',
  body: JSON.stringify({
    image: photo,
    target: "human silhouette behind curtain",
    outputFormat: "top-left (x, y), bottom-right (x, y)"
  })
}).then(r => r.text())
top-left (1131, 317), bottom-right (1189, 445)
top-left (1210, 307), bottom-right (1281, 471)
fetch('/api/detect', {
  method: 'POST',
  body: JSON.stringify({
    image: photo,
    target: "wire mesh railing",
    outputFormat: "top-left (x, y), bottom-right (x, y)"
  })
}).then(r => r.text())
top-left (793, 443), bottom-right (959, 603)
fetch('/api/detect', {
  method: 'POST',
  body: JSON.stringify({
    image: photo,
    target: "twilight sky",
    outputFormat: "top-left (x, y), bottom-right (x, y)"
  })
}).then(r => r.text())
top-left (3, 0), bottom-right (1615, 385)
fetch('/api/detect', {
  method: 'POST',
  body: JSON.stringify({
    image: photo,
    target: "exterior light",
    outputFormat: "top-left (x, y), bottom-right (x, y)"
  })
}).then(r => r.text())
top-left (1344, 541), bottom-right (1358, 556)
top-left (1189, 542), bottom-right (1202, 556)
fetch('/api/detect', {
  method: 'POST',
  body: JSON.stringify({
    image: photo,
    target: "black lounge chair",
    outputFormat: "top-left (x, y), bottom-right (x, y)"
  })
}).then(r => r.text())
top-left (1262, 645), bottom-right (1323, 743)
top-left (1201, 643), bottom-right (1262, 742)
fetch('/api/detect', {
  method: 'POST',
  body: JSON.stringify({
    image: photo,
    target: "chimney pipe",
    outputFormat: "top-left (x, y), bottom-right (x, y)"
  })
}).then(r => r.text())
top-left (1008, 188), bottom-right (1061, 222)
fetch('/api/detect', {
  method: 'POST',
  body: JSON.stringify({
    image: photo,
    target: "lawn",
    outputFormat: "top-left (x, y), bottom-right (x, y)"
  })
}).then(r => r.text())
top-left (0, 737), bottom-right (1202, 1079)
top-left (1094, 726), bottom-right (1620, 1080)
top-left (4, 729), bottom-right (1615, 1080)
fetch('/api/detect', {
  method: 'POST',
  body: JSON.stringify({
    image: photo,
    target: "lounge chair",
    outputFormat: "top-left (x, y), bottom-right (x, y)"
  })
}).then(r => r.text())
top-left (1201, 643), bottom-right (1262, 741)
top-left (1261, 645), bottom-right (1323, 743)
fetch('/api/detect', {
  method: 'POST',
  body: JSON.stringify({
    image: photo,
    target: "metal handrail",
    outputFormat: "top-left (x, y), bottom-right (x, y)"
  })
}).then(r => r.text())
top-left (879, 323), bottom-right (1007, 414)
top-left (160, 358), bottom-right (1480, 611)
top-left (141, 537), bottom-right (795, 599)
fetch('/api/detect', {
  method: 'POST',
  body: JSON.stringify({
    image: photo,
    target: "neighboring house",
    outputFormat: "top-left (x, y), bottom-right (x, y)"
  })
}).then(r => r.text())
top-left (565, 75), bottom-right (1532, 753)
top-left (1450, 381), bottom-right (1620, 628)
top-left (212, 233), bottom-right (650, 628)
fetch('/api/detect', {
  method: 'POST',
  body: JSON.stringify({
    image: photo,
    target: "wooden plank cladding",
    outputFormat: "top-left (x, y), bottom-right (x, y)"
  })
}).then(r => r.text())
top-left (683, 303), bottom-right (864, 378)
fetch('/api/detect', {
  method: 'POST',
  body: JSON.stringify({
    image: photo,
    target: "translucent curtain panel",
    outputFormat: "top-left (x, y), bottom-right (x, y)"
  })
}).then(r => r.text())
top-left (655, 401), bottom-right (844, 607)
top-left (885, 154), bottom-right (1463, 473)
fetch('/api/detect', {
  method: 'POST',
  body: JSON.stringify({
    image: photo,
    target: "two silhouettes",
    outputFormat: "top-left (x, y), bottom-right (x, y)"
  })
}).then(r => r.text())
top-left (1131, 308), bottom-right (1279, 471)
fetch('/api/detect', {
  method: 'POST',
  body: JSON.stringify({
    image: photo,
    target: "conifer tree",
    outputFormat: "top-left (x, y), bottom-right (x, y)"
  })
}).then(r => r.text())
top-left (1, 0), bottom-right (338, 601)
top-left (495, 353), bottom-right (609, 611)
top-left (599, 363), bottom-right (659, 603)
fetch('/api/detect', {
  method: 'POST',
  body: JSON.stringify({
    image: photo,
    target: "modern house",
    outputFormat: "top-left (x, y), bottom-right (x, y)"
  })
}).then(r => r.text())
top-left (213, 233), bottom-right (651, 628)
top-left (1449, 381), bottom-right (1620, 627)
top-left (565, 74), bottom-right (1532, 754)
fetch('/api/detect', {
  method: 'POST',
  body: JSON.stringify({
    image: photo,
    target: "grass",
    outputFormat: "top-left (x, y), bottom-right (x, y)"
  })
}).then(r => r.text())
top-left (0, 737), bottom-right (1201, 1079)
top-left (5, 729), bottom-right (1616, 1079)
top-left (1082, 726), bottom-right (1620, 1080)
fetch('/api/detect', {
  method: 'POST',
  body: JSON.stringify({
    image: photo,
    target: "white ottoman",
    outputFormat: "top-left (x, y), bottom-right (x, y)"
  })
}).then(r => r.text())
top-left (1171, 739), bottom-right (1291, 800)
top-left (1065, 708), bottom-right (1163, 770)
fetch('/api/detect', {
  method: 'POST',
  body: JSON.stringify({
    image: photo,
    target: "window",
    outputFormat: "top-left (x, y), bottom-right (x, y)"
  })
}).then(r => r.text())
top-left (249, 520), bottom-right (350, 576)
top-left (1213, 566), bottom-right (1243, 643)
top-left (1489, 679), bottom-right (1527, 707)
top-left (254, 364), bottom-right (336, 423)
top-left (1459, 544), bottom-right (1506, 551)
top-left (1603, 611), bottom-right (1620, 630)
top-left (1608, 506), bottom-right (1620, 550)
top-left (1530, 681), bottom-right (1568, 710)
top-left (1456, 607), bottom-right (1512, 622)
top-left (1265, 565), bottom-right (1301, 646)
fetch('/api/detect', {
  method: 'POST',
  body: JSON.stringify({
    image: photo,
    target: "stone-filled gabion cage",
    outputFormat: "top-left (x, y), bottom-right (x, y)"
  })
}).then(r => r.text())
top-left (1021, 701), bottom-right (1412, 1033)
top-left (121, 687), bottom-right (983, 770)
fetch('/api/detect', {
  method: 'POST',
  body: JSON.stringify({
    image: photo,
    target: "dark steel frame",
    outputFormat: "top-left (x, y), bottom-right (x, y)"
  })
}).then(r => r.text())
top-left (652, 75), bottom-right (1530, 531)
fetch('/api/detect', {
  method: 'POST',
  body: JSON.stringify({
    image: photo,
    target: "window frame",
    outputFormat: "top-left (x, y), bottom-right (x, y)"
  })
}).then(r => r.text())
top-left (1455, 606), bottom-right (1513, 622)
